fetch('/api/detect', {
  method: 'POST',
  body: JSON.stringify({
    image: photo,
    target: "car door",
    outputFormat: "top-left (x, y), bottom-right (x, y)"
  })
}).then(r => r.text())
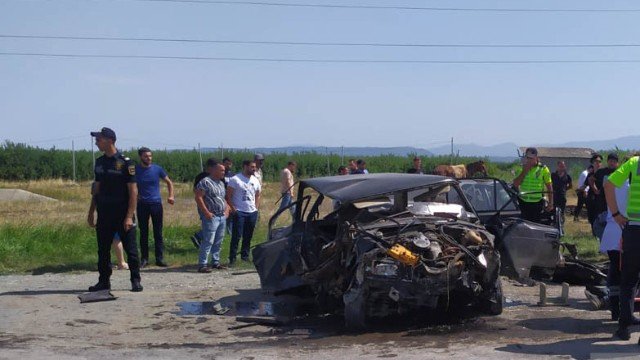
top-left (459, 178), bottom-right (521, 224)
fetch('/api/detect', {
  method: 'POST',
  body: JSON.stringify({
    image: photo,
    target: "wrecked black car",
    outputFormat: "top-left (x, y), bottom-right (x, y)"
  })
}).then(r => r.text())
top-left (253, 174), bottom-right (502, 329)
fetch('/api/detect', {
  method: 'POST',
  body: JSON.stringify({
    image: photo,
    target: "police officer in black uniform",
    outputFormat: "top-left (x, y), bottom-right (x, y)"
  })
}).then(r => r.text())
top-left (88, 127), bottom-right (143, 292)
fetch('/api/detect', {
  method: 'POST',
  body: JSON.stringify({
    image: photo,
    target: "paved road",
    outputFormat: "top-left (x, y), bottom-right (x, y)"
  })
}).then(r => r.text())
top-left (1, 269), bottom-right (639, 359)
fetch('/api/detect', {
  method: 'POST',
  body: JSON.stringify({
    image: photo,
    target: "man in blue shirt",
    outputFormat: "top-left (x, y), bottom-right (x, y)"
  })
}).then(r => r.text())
top-left (136, 147), bottom-right (175, 268)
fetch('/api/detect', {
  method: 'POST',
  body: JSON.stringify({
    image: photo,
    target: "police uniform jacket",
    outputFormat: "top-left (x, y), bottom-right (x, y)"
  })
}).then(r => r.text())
top-left (94, 151), bottom-right (136, 211)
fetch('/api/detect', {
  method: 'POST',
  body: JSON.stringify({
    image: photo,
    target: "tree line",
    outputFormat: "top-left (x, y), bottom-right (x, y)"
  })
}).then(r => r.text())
top-left (0, 141), bottom-right (517, 182)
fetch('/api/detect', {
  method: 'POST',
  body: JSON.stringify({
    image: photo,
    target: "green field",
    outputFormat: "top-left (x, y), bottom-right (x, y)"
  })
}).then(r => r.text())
top-left (0, 178), bottom-right (604, 275)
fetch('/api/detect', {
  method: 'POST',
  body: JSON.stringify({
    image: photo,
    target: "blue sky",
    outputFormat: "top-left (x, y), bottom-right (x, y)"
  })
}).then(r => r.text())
top-left (2, 0), bottom-right (640, 150)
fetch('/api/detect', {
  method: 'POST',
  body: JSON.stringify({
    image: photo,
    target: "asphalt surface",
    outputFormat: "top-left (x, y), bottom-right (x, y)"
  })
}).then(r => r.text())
top-left (1, 268), bottom-right (640, 359)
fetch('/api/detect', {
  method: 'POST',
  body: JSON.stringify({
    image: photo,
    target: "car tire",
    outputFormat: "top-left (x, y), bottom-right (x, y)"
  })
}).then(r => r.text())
top-left (479, 277), bottom-right (503, 315)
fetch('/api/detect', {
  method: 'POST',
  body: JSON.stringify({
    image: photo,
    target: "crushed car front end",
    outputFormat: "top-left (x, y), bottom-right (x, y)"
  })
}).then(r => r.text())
top-left (253, 174), bottom-right (503, 329)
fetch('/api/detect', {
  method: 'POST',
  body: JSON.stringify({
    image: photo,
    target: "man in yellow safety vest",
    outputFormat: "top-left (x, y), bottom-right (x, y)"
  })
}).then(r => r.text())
top-left (513, 147), bottom-right (554, 223)
top-left (604, 155), bottom-right (640, 341)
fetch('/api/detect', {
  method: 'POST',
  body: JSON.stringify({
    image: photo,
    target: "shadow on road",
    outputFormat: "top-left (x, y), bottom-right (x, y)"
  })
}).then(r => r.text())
top-left (30, 263), bottom-right (94, 275)
top-left (496, 337), bottom-right (639, 360)
top-left (0, 289), bottom-right (84, 296)
top-left (517, 316), bottom-right (613, 335)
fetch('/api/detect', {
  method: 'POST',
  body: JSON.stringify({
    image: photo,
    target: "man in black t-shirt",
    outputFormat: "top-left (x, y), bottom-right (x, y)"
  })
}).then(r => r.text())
top-left (589, 153), bottom-right (619, 215)
top-left (588, 153), bottom-right (619, 237)
top-left (585, 154), bottom-right (603, 225)
top-left (551, 161), bottom-right (572, 218)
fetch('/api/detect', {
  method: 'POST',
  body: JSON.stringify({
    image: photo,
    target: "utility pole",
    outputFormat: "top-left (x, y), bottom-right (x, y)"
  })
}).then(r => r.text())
top-left (198, 143), bottom-right (203, 171)
top-left (450, 137), bottom-right (454, 165)
top-left (341, 145), bottom-right (344, 165)
top-left (326, 147), bottom-right (330, 175)
top-left (90, 136), bottom-right (95, 171)
top-left (72, 140), bottom-right (76, 182)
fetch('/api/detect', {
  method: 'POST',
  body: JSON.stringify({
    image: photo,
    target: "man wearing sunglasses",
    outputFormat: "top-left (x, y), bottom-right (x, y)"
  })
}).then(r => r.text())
top-left (513, 147), bottom-right (554, 223)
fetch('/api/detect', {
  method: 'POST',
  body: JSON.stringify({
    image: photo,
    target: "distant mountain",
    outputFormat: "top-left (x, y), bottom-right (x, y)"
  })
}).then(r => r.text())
top-left (561, 135), bottom-right (640, 151)
top-left (202, 146), bottom-right (433, 157)
top-left (426, 135), bottom-right (640, 159)
top-left (199, 135), bottom-right (640, 161)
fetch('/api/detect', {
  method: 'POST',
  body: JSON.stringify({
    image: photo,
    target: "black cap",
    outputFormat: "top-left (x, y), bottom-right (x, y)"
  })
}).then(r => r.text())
top-left (90, 127), bottom-right (116, 141)
top-left (608, 152), bottom-right (619, 161)
top-left (254, 153), bottom-right (265, 161)
top-left (525, 147), bottom-right (538, 156)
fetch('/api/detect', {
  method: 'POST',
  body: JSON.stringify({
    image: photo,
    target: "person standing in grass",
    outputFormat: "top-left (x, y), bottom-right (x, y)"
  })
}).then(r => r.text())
top-left (135, 147), bottom-right (175, 268)
top-left (513, 147), bottom-right (554, 223)
top-left (589, 153), bottom-right (619, 237)
top-left (407, 156), bottom-right (424, 174)
top-left (88, 127), bottom-right (142, 292)
top-left (190, 170), bottom-right (209, 249)
top-left (586, 154), bottom-right (603, 226)
top-left (194, 158), bottom-right (229, 272)
top-left (253, 153), bottom-right (265, 187)
top-left (551, 161), bottom-right (572, 220)
top-left (226, 160), bottom-right (261, 265)
top-left (347, 159), bottom-right (357, 174)
top-left (573, 164), bottom-right (593, 221)
top-left (278, 161), bottom-right (297, 216)
top-left (353, 159), bottom-right (369, 174)
top-left (223, 157), bottom-right (235, 234)
top-left (223, 157), bottom-right (235, 184)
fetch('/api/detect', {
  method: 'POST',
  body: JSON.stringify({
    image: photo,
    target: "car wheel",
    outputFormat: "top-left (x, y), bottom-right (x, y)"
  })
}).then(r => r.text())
top-left (343, 285), bottom-right (368, 331)
top-left (480, 277), bottom-right (503, 315)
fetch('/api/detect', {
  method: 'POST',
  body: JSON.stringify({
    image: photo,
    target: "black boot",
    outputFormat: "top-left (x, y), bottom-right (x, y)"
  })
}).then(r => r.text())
top-left (131, 280), bottom-right (143, 292)
top-left (88, 282), bottom-right (110, 292)
top-left (615, 326), bottom-right (630, 340)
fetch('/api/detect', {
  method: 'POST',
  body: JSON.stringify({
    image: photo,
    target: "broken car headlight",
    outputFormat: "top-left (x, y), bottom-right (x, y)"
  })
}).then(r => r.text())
top-left (371, 261), bottom-right (398, 276)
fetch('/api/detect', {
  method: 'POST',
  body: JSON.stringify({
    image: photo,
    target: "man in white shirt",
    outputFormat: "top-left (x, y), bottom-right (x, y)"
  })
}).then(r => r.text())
top-left (226, 160), bottom-right (261, 265)
top-left (573, 165), bottom-right (592, 221)
top-left (253, 153), bottom-right (264, 186)
top-left (278, 161), bottom-right (297, 216)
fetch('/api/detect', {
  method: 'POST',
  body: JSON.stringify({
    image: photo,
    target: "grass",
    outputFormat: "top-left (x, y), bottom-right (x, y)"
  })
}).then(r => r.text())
top-left (0, 179), bottom-right (282, 274)
top-left (0, 179), bottom-right (603, 274)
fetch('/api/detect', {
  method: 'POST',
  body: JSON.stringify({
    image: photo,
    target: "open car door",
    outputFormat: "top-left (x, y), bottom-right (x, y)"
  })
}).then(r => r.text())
top-left (459, 178), bottom-right (562, 281)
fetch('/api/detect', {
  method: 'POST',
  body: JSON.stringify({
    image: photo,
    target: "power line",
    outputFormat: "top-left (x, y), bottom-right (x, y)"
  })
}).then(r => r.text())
top-left (3, 51), bottom-right (640, 64)
top-left (131, 0), bottom-right (640, 13)
top-left (4, 34), bottom-right (640, 48)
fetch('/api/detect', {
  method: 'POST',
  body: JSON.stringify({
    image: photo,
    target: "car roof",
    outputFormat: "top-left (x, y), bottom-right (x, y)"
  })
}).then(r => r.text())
top-left (301, 173), bottom-right (456, 203)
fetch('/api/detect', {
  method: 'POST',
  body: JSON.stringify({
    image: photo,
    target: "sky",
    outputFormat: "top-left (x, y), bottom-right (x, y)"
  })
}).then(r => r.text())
top-left (2, 0), bottom-right (640, 150)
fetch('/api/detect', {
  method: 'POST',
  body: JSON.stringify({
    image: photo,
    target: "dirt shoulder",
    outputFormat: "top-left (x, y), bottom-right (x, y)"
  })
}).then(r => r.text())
top-left (0, 268), bottom-right (638, 360)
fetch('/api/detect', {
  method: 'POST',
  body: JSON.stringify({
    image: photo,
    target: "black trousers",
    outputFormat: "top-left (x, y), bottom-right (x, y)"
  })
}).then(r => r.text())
top-left (607, 250), bottom-right (621, 317)
top-left (574, 191), bottom-right (587, 219)
top-left (519, 199), bottom-right (544, 223)
top-left (96, 204), bottom-right (141, 284)
top-left (619, 225), bottom-right (640, 327)
top-left (229, 211), bottom-right (258, 262)
top-left (137, 202), bottom-right (164, 262)
top-left (586, 198), bottom-right (598, 225)
top-left (554, 195), bottom-right (567, 215)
